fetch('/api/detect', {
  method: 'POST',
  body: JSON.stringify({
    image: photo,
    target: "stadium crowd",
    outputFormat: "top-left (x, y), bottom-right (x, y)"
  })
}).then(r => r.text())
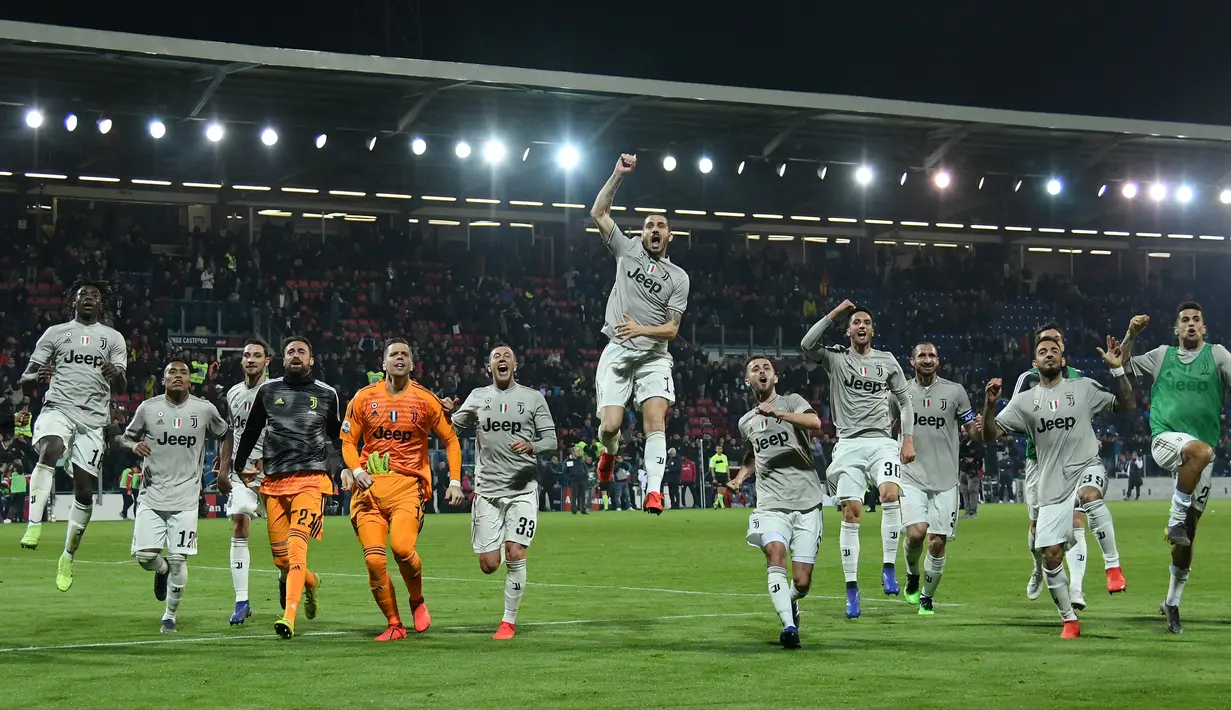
top-left (3, 206), bottom-right (1231, 520)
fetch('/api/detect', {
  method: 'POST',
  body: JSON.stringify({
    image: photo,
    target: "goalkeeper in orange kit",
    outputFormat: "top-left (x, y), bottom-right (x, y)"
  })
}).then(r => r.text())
top-left (340, 338), bottom-right (463, 641)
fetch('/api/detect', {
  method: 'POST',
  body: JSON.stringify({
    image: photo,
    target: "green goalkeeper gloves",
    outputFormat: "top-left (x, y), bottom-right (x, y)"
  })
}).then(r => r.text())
top-left (366, 451), bottom-right (392, 476)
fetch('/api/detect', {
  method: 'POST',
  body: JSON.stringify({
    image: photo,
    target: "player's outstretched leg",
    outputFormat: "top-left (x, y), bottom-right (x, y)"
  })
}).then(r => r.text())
top-left (1166, 441), bottom-right (1213, 546)
top-left (879, 484), bottom-right (901, 596)
top-left (161, 553), bottom-right (188, 633)
top-left (1026, 524), bottom-right (1044, 600)
top-left (135, 550), bottom-right (170, 602)
top-left (902, 524), bottom-right (926, 606)
top-left (918, 535), bottom-right (947, 616)
top-left (839, 501), bottom-right (862, 618)
top-left (495, 543), bottom-right (528, 640)
top-left (20, 461), bottom-right (57, 550)
top-left (1066, 522), bottom-right (1088, 610)
top-left (229, 504), bottom-right (254, 625)
top-left (357, 514), bottom-right (406, 641)
top-left (1041, 544), bottom-right (1080, 639)
top-left (58, 468), bottom-right (96, 592)
top-left (1080, 496), bottom-right (1125, 594)
top-left (1163, 510), bottom-right (1199, 634)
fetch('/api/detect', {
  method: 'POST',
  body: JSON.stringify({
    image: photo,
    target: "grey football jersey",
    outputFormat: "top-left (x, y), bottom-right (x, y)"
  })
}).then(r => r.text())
top-left (800, 317), bottom-right (913, 439)
top-left (124, 395), bottom-right (228, 511)
top-left (30, 320), bottom-right (127, 429)
top-left (226, 380), bottom-right (266, 469)
top-left (995, 377), bottom-right (1116, 506)
top-left (452, 383), bottom-right (558, 498)
top-left (738, 393), bottom-right (824, 512)
top-left (601, 225), bottom-right (690, 354)
top-left (901, 377), bottom-right (976, 492)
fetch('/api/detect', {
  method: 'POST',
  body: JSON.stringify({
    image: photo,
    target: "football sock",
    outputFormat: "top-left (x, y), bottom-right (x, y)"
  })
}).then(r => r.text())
top-left (164, 554), bottom-right (188, 621)
top-left (1168, 489), bottom-right (1191, 528)
top-left (881, 502), bottom-right (901, 565)
top-left (64, 500), bottom-right (92, 558)
top-left (904, 537), bottom-right (924, 577)
top-left (398, 550), bottom-right (424, 604)
top-left (1044, 564), bottom-right (1077, 621)
top-left (840, 521), bottom-right (860, 583)
top-left (644, 431), bottom-right (667, 495)
top-left (25, 462), bottom-right (54, 527)
top-left (364, 548), bottom-right (401, 625)
top-left (1166, 564), bottom-right (1190, 607)
top-left (767, 566), bottom-right (794, 628)
top-left (284, 531), bottom-right (309, 622)
top-left (922, 554), bottom-right (946, 598)
top-left (231, 537), bottom-right (250, 603)
top-left (503, 559), bottom-right (527, 625)
top-left (1066, 528), bottom-right (1087, 595)
top-left (1028, 529), bottom-right (1044, 575)
top-left (790, 582), bottom-right (807, 601)
top-left (1082, 500), bottom-right (1120, 567)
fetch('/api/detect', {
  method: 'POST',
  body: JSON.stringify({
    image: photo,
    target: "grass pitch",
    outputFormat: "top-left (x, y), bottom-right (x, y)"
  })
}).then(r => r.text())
top-left (2, 501), bottom-right (1229, 708)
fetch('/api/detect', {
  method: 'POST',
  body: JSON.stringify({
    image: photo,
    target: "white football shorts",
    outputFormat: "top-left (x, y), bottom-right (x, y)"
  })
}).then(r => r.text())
top-left (131, 505), bottom-right (200, 557)
top-left (225, 473), bottom-right (264, 518)
top-left (471, 489), bottom-right (538, 554)
top-left (1033, 499), bottom-right (1078, 552)
top-left (1152, 432), bottom-right (1214, 512)
top-left (32, 408), bottom-right (105, 478)
top-left (594, 342), bottom-right (675, 414)
top-left (745, 508), bottom-right (822, 565)
top-left (829, 437), bottom-right (901, 502)
top-left (900, 483), bottom-right (958, 539)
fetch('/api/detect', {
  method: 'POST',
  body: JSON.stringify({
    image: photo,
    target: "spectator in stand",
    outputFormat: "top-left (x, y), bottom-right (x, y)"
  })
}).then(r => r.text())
top-left (664, 448), bottom-right (682, 509)
top-left (1125, 453), bottom-right (1145, 500)
top-left (613, 455), bottom-right (632, 511)
top-left (680, 455), bottom-right (699, 508)
top-left (565, 445), bottom-right (589, 515)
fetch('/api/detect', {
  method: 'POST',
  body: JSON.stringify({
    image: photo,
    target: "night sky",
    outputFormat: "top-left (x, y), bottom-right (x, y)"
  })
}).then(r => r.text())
top-left (6, 3), bottom-right (1231, 125)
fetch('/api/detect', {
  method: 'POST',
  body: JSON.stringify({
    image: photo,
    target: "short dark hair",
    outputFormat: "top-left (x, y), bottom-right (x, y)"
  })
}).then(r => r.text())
top-left (643, 212), bottom-right (671, 231)
top-left (67, 276), bottom-right (112, 309)
top-left (911, 342), bottom-right (938, 358)
top-left (489, 343), bottom-right (516, 359)
top-left (1035, 335), bottom-right (1062, 351)
top-left (849, 308), bottom-right (872, 321)
top-left (744, 355), bottom-right (772, 371)
top-left (1035, 322), bottom-right (1062, 339)
top-left (244, 337), bottom-right (271, 357)
top-left (164, 356), bottom-right (191, 371)
top-left (1177, 302), bottom-right (1203, 318)
top-left (385, 337), bottom-right (411, 354)
top-left (281, 335), bottom-right (312, 356)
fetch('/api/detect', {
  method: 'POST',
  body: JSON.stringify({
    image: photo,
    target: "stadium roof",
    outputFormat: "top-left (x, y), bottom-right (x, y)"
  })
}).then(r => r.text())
top-left (3, 20), bottom-right (1231, 250)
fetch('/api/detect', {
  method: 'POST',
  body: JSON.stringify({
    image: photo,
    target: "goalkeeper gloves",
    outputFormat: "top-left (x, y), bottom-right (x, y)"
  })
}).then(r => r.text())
top-left (366, 451), bottom-right (392, 476)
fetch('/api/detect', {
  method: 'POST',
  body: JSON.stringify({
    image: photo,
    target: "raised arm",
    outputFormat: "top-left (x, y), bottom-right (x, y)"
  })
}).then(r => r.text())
top-left (1120, 315), bottom-right (1149, 377)
top-left (980, 379), bottom-right (1006, 441)
top-left (800, 299), bottom-right (855, 359)
top-left (590, 154), bottom-right (636, 243)
top-left (1098, 335), bottom-right (1136, 412)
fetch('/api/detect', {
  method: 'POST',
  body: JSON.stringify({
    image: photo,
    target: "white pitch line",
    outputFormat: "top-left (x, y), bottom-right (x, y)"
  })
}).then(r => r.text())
top-left (0, 556), bottom-right (963, 608)
top-left (0, 612), bottom-right (768, 655)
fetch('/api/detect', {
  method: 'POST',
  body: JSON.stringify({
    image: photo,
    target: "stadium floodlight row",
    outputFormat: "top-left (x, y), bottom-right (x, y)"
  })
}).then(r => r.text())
top-left (8, 170), bottom-right (1229, 247)
top-left (20, 108), bottom-right (1230, 207)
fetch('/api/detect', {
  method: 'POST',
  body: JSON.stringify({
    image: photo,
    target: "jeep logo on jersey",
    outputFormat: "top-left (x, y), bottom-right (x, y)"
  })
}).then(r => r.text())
top-left (843, 372), bottom-right (883, 394)
top-left (482, 419), bottom-right (523, 434)
top-left (371, 427), bottom-right (415, 442)
top-left (1161, 378), bottom-right (1211, 393)
top-left (61, 350), bottom-right (105, 367)
top-left (626, 266), bottom-right (665, 295)
top-left (753, 431), bottom-right (790, 452)
top-left (914, 413), bottom-right (947, 429)
top-left (1036, 416), bottom-right (1077, 433)
top-left (156, 432), bottom-right (198, 447)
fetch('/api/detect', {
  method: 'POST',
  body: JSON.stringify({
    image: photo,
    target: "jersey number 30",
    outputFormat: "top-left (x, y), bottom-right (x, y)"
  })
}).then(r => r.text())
top-left (882, 462), bottom-right (901, 479)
